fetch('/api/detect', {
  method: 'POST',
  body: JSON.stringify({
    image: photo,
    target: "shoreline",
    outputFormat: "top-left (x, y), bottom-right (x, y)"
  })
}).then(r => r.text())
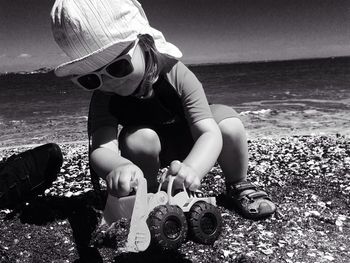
top-left (0, 140), bottom-right (89, 151)
top-left (0, 131), bottom-right (349, 152)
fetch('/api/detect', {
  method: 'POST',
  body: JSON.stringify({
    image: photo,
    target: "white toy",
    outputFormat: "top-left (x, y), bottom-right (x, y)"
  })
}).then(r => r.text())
top-left (102, 171), bottom-right (222, 252)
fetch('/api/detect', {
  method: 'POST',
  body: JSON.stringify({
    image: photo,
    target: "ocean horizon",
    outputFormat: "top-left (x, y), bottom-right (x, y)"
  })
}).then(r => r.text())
top-left (2, 55), bottom-right (349, 75)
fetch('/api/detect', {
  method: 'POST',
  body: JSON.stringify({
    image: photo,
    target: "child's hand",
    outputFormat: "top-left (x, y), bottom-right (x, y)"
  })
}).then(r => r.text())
top-left (168, 160), bottom-right (201, 191)
top-left (105, 163), bottom-right (144, 197)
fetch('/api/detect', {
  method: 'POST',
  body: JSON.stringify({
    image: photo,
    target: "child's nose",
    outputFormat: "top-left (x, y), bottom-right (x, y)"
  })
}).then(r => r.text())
top-left (101, 73), bottom-right (113, 81)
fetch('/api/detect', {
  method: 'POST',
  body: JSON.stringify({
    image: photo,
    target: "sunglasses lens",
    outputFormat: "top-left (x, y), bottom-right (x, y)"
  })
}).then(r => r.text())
top-left (77, 74), bottom-right (101, 90)
top-left (106, 59), bottom-right (133, 78)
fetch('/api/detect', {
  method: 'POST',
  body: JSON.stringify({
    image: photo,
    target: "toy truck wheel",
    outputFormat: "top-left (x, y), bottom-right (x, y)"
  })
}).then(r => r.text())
top-left (147, 204), bottom-right (188, 250)
top-left (187, 201), bottom-right (222, 244)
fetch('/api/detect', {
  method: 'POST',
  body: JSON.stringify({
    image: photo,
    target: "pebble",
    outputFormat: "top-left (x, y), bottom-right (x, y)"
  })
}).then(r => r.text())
top-left (260, 248), bottom-right (274, 255)
top-left (323, 255), bottom-right (335, 261)
top-left (222, 249), bottom-right (231, 257)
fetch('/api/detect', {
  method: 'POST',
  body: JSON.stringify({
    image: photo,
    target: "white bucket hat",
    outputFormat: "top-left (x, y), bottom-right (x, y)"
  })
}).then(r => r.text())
top-left (51, 0), bottom-right (182, 77)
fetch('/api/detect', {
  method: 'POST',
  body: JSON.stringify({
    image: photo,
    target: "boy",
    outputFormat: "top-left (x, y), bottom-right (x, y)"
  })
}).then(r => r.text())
top-left (51, 0), bottom-right (275, 220)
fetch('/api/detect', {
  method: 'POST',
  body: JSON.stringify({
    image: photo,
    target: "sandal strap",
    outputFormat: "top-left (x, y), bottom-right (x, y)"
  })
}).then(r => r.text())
top-left (228, 181), bottom-right (257, 193)
top-left (228, 182), bottom-right (271, 201)
top-left (246, 191), bottom-right (269, 200)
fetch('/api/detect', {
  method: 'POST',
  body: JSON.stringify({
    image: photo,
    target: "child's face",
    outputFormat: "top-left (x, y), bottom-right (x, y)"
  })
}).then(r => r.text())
top-left (99, 44), bottom-right (146, 96)
top-left (72, 43), bottom-right (155, 98)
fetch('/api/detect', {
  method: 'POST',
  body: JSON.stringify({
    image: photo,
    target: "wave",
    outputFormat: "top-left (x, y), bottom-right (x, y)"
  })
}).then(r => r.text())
top-left (1, 68), bottom-right (53, 76)
top-left (241, 98), bottom-right (350, 108)
top-left (239, 109), bottom-right (277, 116)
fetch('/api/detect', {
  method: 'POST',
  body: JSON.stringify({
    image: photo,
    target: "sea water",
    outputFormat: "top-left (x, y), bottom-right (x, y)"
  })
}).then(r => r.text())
top-left (192, 57), bottom-right (350, 138)
top-left (0, 57), bottom-right (349, 146)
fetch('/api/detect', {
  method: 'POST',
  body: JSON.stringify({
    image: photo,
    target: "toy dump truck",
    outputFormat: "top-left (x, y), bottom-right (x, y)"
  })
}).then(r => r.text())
top-left (102, 173), bottom-right (222, 252)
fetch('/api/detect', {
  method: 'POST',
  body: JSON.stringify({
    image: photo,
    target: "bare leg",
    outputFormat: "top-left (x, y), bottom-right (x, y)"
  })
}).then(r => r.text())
top-left (119, 126), bottom-right (161, 192)
top-left (216, 117), bottom-right (276, 219)
top-left (217, 117), bottom-right (249, 184)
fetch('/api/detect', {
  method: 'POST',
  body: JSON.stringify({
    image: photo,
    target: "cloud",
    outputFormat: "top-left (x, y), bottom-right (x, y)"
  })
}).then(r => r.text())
top-left (0, 54), bottom-right (6, 58)
top-left (17, 53), bottom-right (32, 58)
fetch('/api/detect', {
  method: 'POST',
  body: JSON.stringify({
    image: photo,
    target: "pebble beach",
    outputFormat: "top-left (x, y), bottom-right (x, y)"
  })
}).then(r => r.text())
top-left (0, 133), bottom-right (349, 262)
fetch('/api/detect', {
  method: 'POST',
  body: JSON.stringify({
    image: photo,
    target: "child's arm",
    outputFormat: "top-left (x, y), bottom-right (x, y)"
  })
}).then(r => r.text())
top-left (186, 117), bottom-right (223, 176)
top-left (165, 61), bottom-right (223, 190)
top-left (170, 117), bottom-right (223, 190)
top-left (90, 126), bottom-right (143, 197)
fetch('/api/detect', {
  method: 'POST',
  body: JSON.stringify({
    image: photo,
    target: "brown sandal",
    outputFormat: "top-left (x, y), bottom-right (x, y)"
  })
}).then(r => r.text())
top-left (226, 181), bottom-right (276, 220)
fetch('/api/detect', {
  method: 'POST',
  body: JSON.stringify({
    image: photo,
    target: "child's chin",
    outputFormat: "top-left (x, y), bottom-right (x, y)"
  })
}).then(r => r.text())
top-left (140, 88), bottom-right (154, 99)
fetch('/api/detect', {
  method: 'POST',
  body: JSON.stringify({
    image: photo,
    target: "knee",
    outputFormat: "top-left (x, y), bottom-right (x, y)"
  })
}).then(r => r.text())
top-left (218, 117), bottom-right (246, 141)
top-left (120, 127), bottom-right (161, 156)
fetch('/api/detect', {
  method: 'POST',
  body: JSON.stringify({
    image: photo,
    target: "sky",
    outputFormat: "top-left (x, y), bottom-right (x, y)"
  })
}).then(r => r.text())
top-left (0, 0), bottom-right (349, 72)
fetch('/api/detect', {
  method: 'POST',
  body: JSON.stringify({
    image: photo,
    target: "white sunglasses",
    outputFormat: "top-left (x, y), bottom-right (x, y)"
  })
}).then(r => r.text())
top-left (71, 41), bottom-right (138, 91)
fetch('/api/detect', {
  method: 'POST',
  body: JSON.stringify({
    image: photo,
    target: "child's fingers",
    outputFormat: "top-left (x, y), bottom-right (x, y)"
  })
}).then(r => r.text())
top-left (168, 161), bottom-right (201, 191)
top-left (106, 170), bottom-right (120, 197)
top-left (187, 176), bottom-right (201, 191)
top-left (168, 160), bottom-right (182, 176)
top-left (160, 168), bottom-right (168, 184)
top-left (119, 167), bottom-right (144, 195)
top-left (105, 165), bottom-right (144, 197)
top-left (129, 175), bottom-right (138, 190)
top-left (118, 173), bottom-right (135, 197)
top-left (130, 170), bottom-right (144, 191)
top-left (174, 166), bottom-right (187, 187)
